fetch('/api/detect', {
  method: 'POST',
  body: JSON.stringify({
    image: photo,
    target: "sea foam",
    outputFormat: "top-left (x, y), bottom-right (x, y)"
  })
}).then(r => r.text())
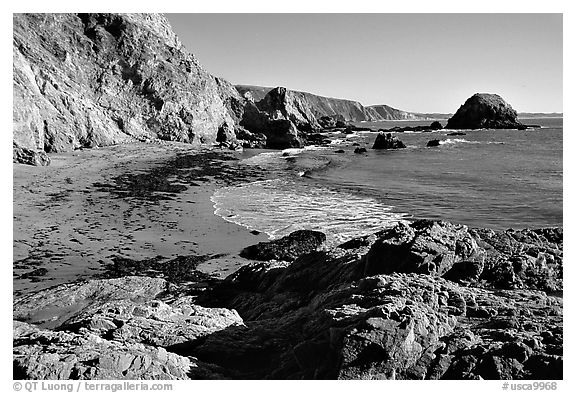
top-left (211, 179), bottom-right (408, 247)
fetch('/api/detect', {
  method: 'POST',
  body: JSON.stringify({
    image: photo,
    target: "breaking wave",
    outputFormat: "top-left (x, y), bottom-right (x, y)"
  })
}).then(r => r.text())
top-left (211, 179), bottom-right (408, 247)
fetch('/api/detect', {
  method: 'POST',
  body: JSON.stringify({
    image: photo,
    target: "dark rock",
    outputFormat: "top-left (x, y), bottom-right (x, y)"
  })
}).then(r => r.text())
top-left (239, 102), bottom-right (303, 149)
top-left (334, 149), bottom-right (345, 153)
top-left (318, 116), bottom-right (337, 129)
top-left (430, 121), bottom-right (443, 130)
top-left (19, 268), bottom-right (49, 280)
top-left (305, 133), bottom-right (331, 145)
top-left (353, 147), bottom-right (367, 154)
top-left (240, 230), bottom-right (326, 262)
top-left (372, 132), bottom-right (407, 149)
top-left (447, 131), bottom-right (467, 136)
top-left (427, 139), bottom-right (442, 147)
top-left (446, 93), bottom-right (526, 130)
top-left (235, 127), bottom-right (267, 149)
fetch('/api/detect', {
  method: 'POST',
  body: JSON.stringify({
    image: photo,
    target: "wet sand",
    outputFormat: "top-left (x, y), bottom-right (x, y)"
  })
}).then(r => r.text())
top-left (13, 142), bottom-right (269, 298)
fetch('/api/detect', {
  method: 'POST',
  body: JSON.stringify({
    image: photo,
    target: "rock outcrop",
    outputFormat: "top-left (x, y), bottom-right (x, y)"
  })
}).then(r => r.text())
top-left (13, 13), bottom-right (240, 165)
top-left (240, 230), bottom-right (326, 262)
top-left (13, 220), bottom-right (562, 380)
top-left (197, 221), bottom-right (562, 379)
top-left (446, 93), bottom-right (526, 130)
top-left (372, 132), bottom-right (406, 149)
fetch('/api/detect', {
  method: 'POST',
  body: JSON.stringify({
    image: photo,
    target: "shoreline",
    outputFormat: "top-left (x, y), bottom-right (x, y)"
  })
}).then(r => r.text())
top-left (13, 142), bottom-right (269, 298)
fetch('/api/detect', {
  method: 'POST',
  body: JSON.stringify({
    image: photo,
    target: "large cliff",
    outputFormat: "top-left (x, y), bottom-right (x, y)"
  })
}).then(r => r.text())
top-left (236, 85), bottom-right (423, 123)
top-left (13, 13), bottom-right (239, 165)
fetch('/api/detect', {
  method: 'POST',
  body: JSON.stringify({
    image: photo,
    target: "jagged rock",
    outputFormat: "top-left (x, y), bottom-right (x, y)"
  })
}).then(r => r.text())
top-left (235, 127), bottom-right (267, 148)
top-left (239, 101), bottom-right (303, 149)
top-left (240, 230), bottom-right (326, 262)
top-left (470, 227), bottom-right (563, 292)
top-left (13, 13), bottom-right (238, 165)
top-left (13, 221), bottom-right (563, 380)
top-left (257, 87), bottom-right (320, 131)
top-left (14, 276), bottom-right (170, 327)
top-left (13, 145), bottom-right (50, 166)
top-left (446, 93), bottom-right (526, 130)
top-left (427, 139), bottom-right (441, 147)
top-left (13, 321), bottom-right (210, 379)
top-left (363, 220), bottom-right (485, 282)
top-left (318, 116), bottom-right (337, 129)
top-left (61, 296), bottom-right (243, 348)
top-left (372, 132), bottom-right (406, 149)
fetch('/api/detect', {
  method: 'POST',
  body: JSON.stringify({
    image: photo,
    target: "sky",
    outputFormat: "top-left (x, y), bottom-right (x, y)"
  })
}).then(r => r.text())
top-left (167, 14), bottom-right (563, 113)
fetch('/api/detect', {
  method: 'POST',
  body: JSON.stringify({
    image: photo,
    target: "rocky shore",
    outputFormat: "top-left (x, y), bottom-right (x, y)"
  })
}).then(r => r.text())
top-left (14, 219), bottom-right (562, 380)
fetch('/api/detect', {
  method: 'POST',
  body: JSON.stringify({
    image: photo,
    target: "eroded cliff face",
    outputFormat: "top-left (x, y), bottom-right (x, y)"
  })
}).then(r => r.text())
top-left (236, 85), bottom-right (424, 124)
top-left (13, 13), bottom-right (237, 164)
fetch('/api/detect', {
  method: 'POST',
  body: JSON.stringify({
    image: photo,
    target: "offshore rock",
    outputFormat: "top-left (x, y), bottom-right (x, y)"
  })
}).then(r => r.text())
top-left (372, 132), bottom-right (407, 149)
top-left (240, 230), bottom-right (327, 262)
top-left (446, 93), bottom-right (526, 130)
top-left (13, 13), bottom-right (237, 165)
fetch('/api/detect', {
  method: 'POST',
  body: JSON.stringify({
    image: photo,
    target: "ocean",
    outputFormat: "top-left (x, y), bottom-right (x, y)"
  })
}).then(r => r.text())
top-left (212, 118), bottom-right (563, 247)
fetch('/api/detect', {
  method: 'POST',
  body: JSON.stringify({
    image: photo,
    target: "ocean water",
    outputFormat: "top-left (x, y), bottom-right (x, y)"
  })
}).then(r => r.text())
top-left (212, 118), bottom-right (563, 246)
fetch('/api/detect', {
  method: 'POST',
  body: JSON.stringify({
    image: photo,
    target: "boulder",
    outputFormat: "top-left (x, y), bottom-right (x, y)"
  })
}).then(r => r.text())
top-left (372, 132), bottom-right (407, 149)
top-left (430, 121), bottom-right (444, 130)
top-left (427, 139), bottom-right (441, 147)
top-left (354, 147), bottom-right (367, 154)
top-left (446, 93), bottom-right (526, 130)
top-left (240, 230), bottom-right (326, 262)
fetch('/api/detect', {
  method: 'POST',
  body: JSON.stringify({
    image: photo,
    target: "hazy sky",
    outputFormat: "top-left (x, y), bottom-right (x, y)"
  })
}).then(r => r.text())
top-left (166, 14), bottom-right (562, 113)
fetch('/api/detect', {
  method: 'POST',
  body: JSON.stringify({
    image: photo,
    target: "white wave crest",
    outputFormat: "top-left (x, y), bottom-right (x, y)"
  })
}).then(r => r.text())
top-left (211, 179), bottom-right (408, 247)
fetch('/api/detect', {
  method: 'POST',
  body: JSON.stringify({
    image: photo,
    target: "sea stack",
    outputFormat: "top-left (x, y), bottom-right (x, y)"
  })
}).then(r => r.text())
top-left (446, 93), bottom-right (526, 130)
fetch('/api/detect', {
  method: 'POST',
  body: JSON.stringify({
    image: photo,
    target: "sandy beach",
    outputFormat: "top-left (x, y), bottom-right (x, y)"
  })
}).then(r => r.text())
top-left (13, 142), bottom-right (269, 297)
